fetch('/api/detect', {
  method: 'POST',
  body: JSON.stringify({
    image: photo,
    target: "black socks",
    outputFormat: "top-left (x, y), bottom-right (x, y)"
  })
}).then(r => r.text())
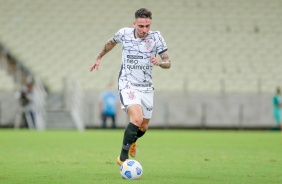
top-left (134, 129), bottom-right (146, 142)
top-left (120, 122), bottom-right (139, 161)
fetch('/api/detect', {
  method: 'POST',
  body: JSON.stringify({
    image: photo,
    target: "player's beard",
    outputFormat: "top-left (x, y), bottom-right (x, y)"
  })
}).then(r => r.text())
top-left (137, 31), bottom-right (147, 38)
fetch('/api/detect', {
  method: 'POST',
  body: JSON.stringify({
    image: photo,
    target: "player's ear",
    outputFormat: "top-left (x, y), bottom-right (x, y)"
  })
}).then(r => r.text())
top-left (133, 21), bottom-right (136, 27)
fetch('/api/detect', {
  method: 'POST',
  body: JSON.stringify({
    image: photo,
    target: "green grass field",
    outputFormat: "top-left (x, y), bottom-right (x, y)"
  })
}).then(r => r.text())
top-left (0, 129), bottom-right (281, 184)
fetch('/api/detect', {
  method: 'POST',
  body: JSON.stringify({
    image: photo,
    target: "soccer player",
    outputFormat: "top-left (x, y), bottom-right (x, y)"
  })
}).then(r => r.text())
top-left (273, 87), bottom-right (282, 131)
top-left (90, 8), bottom-right (171, 165)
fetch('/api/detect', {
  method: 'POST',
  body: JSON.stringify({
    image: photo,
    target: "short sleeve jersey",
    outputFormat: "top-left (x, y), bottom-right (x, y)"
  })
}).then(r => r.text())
top-left (113, 27), bottom-right (168, 91)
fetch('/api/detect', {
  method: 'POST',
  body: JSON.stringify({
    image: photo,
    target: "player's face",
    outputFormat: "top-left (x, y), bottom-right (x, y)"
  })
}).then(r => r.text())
top-left (133, 18), bottom-right (152, 38)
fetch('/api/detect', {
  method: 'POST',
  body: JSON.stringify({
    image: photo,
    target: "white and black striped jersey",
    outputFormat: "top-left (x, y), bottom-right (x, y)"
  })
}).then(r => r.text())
top-left (113, 27), bottom-right (168, 91)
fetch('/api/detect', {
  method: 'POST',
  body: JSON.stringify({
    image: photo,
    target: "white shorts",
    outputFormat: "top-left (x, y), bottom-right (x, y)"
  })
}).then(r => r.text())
top-left (119, 89), bottom-right (154, 119)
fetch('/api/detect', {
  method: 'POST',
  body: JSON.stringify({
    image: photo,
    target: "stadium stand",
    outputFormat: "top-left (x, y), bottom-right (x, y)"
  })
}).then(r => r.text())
top-left (0, 69), bottom-right (15, 92)
top-left (0, 0), bottom-right (281, 129)
top-left (0, 0), bottom-right (281, 93)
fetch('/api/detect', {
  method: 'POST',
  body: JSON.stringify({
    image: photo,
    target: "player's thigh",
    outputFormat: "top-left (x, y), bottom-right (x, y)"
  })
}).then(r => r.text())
top-left (127, 104), bottom-right (143, 126)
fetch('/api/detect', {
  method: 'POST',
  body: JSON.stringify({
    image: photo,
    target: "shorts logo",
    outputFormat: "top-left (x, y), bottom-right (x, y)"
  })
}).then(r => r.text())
top-left (127, 91), bottom-right (136, 100)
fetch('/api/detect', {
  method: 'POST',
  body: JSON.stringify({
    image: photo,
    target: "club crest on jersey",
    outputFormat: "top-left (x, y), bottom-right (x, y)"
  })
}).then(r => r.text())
top-left (144, 39), bottom-right (153, 50)
top-left (127, 91), bottom-right (136, 100)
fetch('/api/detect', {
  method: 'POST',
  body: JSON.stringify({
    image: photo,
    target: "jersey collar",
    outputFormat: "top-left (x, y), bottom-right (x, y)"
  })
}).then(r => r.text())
top-left (133, 28), bottom-right (151, 39)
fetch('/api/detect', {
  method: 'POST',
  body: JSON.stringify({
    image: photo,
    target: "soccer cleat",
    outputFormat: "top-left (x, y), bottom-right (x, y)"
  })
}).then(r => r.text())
top-left (117, 156), bottom-right (127, 166)
top-left (129, 142), bottom-right (138, 157)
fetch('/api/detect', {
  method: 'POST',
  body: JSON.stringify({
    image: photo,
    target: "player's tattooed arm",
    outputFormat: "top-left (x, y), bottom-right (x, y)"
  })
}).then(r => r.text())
top-left (97, 38), bottom-right (117, 60)
top-left (90, 38), bottom-right (117, 71)
top-left (159, 51), bottom-right (171, 69)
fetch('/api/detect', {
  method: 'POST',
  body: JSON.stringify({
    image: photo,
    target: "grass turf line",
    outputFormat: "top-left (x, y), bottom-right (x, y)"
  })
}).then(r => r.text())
top-left (0, 129), bottom-right (281, 184)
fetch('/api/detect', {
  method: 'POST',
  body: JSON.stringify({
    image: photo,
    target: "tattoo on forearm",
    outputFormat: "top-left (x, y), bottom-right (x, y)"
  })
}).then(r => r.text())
top-left (159, 52), bottom-right (171, 69)
top-left (102, 40), bottom-right (113, 53)
top-left (98, 39), bottom-right (116, 59)
top-left (160, 53), bottom-right (169, 61)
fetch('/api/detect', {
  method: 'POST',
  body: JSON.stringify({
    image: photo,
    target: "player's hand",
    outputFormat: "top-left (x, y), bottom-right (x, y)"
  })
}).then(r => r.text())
top-left (150, 55), bottom-right (160, 66)
top-left (90, 60), bottom-right (101, 71)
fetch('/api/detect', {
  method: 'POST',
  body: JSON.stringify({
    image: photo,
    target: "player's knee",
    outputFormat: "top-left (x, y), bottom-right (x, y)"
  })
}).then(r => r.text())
top-left (131, 117), bottom-right (143, 127)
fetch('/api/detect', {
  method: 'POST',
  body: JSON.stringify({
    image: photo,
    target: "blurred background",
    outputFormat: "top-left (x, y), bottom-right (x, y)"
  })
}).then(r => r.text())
top-left (0, 0), bottom-right (281, 130)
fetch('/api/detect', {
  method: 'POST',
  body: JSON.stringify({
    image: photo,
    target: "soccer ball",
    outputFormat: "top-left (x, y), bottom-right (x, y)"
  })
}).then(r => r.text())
top-left (120, 159), bottom-right (143, 180)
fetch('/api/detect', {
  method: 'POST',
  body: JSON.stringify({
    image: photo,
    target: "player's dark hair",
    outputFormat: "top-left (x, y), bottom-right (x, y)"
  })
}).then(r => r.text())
top-left (135, 8), bottom-right (152, 19)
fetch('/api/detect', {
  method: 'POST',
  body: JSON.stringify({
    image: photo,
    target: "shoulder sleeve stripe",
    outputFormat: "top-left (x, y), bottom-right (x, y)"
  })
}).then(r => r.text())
top-left (113, 37), bottom-right (118, 43)
top-left (158, 49), bottom-right (168, 55)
